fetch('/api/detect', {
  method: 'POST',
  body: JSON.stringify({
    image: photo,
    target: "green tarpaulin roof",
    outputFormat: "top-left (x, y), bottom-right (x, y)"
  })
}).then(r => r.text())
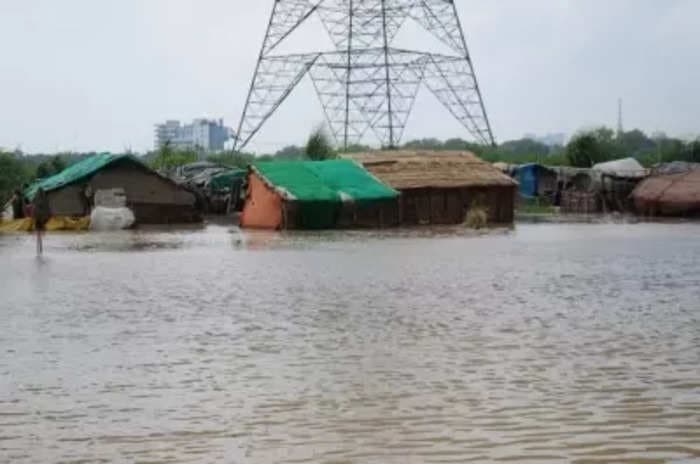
top-left (252, 160), bottom-right (398, 203)
top-left (24, 153), bottom-right (143, 200)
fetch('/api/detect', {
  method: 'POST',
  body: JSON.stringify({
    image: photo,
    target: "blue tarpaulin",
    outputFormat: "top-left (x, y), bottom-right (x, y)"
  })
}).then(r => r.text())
top-left (515, 164), bottom-right (541, 198)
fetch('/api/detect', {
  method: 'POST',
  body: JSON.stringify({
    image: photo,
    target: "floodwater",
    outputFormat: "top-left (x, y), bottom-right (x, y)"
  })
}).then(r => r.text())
top-left (1, 223), bottom-right (700, 463)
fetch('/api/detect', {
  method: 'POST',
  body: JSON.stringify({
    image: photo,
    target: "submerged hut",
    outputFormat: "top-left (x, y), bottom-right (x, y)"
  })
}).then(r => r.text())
top-left (209, 169), bottom-right (247, 213)
top-left (344, 151), bottom-right (517, 225)
top-left (632, 167), bottom-right (700, 217)
top-left (513, 164), bottom-right (558, 199)
top-left (241, 160), bottom-right (399, 230)
top-left (24, 153), bottom-right (200, 224)
top-left (550, 166), bottom-right (599, 213)
top-left (592, 157), bottom-right (647, 212)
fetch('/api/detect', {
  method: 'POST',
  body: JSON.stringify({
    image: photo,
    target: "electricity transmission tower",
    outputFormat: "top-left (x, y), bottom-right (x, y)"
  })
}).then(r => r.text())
top-left (234, 0), bottom-right (496, 151)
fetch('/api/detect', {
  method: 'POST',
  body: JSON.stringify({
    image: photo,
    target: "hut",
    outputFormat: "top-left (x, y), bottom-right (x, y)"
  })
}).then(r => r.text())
top-left (240, 160), bottom-right (399, 230)
top-left (513, 164), bottom-right (558, 199)
top-left (632, 168), bottom-right (700, 217)
top-left (344, 151), bottom-right (517, 225)
top-left (24, 153), bottom-right (200, 224)
top-left (592, 158), bottom-right (647, 212)
top-left (550, 166), bottom-right (599, 213)
top-left (208, 169), bottom-right (247, 213)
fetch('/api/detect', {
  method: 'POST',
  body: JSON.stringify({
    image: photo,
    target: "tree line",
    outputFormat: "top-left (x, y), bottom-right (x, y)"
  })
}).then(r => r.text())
top-left (395, 128), bottom-right (700, 168)
top-left (0, 152), bottom-right (73, 206)
top-left (3, 126), bottom-right (699, 207)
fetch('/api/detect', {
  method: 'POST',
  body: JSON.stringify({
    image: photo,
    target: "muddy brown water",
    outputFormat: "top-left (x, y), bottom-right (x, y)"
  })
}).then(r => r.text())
top-left (1, 224), bottom-right (699, 463)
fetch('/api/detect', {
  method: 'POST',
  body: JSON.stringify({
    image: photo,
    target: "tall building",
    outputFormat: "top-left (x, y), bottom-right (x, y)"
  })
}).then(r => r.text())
top-left (154, 119), bottom-right (233, 154)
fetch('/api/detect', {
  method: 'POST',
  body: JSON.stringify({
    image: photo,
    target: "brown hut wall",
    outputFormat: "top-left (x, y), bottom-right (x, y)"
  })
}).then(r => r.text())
top-left (561, 191), bottom-right (601, 214)
top-left (336, 199), bottom-right (400, 228)
top-left (599, 175), bottom-right (640, 212)
top-left (87, 163), bottom-right (198, 223)
top-left (398, 186), bottom-right (515, 225)
top-left (128, 203), bottom-right (200, 224)
top-left (90, 163), bottom-right (195, 206)
top-left (461, 187), bottom-right (509, 223)
top-left (47, 185), bottom-right (86, 217)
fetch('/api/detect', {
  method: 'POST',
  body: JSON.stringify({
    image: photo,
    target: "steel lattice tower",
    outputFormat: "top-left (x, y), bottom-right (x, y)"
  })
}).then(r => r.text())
top-left (234, 0), bottom-right (496, 151)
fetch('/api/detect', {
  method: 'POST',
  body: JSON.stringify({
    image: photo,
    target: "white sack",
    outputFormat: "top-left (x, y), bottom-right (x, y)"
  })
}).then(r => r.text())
top-left (90, 206), bottom-right (135, 231)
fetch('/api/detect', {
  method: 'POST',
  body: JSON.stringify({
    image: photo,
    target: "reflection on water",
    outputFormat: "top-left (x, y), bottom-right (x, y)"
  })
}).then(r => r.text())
top-left (1, 223), bottom-right (700, 463)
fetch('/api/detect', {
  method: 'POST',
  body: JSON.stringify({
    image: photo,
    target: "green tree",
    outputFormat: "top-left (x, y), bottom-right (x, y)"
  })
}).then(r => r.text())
top-left (0, 152), bottom-right (31, 206)
top-left (441, 138), bottom-right (469, 150)
top-left (305, 126), bottom-right (335, 161)
top-left (35, 155), bottom-right (67, 179)
top-left (150, 141), bottom-right (198, 171)
top-left (339, 143), bottom-right (372, 154)
top-left (619, 129), bottom-right (655, 155)
top-left (402, 138), bottom-right (443, 150)
top-left (565, 131), bottom-right (613, 167)
top-left (686, 139), bottom-right (700, 163)
top-left (660, 138), bottom-right (685, 163)
top-left (207, 151), bottom-right (255, 168)
top-left (51, 156), bottom-right (66, 174)
top-left (274, 145), bottom-right (305, 160)
top-left (499, 138), bottom-right (551, 156)
top-left (36, 161), bottom-right (52, 179)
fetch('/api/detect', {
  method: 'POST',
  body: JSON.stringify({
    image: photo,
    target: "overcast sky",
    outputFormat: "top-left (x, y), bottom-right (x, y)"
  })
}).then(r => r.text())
top-left (0, 0), bottom-right (697, 154)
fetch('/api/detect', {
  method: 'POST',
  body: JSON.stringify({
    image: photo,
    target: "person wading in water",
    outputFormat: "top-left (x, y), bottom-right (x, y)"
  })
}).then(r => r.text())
top-left (32, 188), bottom-right (51, 256)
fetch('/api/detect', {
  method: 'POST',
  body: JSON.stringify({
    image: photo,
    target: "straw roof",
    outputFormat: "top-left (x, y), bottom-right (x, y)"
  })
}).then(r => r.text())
top-left (342, 150), bottom-right (517, 190)
top-left (632, 169), bottom-right (700, 215)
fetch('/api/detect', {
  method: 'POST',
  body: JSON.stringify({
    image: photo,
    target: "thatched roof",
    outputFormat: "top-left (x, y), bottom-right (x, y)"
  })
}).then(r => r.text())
top-left (342, 150), bottom-right (517, 190)
top-left (632, 169), bottom-right (700, 215)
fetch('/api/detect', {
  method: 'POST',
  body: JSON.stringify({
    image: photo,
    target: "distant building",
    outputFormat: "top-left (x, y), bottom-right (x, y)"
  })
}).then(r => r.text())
top-left (154, 119), bottom-right (233, 154)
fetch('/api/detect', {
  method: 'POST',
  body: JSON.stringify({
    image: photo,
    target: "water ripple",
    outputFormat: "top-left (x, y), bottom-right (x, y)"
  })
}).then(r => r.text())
top-left (1, 223), bottom-right (699, 462)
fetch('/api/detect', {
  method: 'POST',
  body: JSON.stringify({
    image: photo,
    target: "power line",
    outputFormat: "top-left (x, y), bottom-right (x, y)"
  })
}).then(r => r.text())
top-left (234, 0), bottom-right (495, 151)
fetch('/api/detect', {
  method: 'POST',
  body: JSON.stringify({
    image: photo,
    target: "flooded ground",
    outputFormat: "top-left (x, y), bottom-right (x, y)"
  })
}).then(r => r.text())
top-left (1, 223), bottom-right (700, 463)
